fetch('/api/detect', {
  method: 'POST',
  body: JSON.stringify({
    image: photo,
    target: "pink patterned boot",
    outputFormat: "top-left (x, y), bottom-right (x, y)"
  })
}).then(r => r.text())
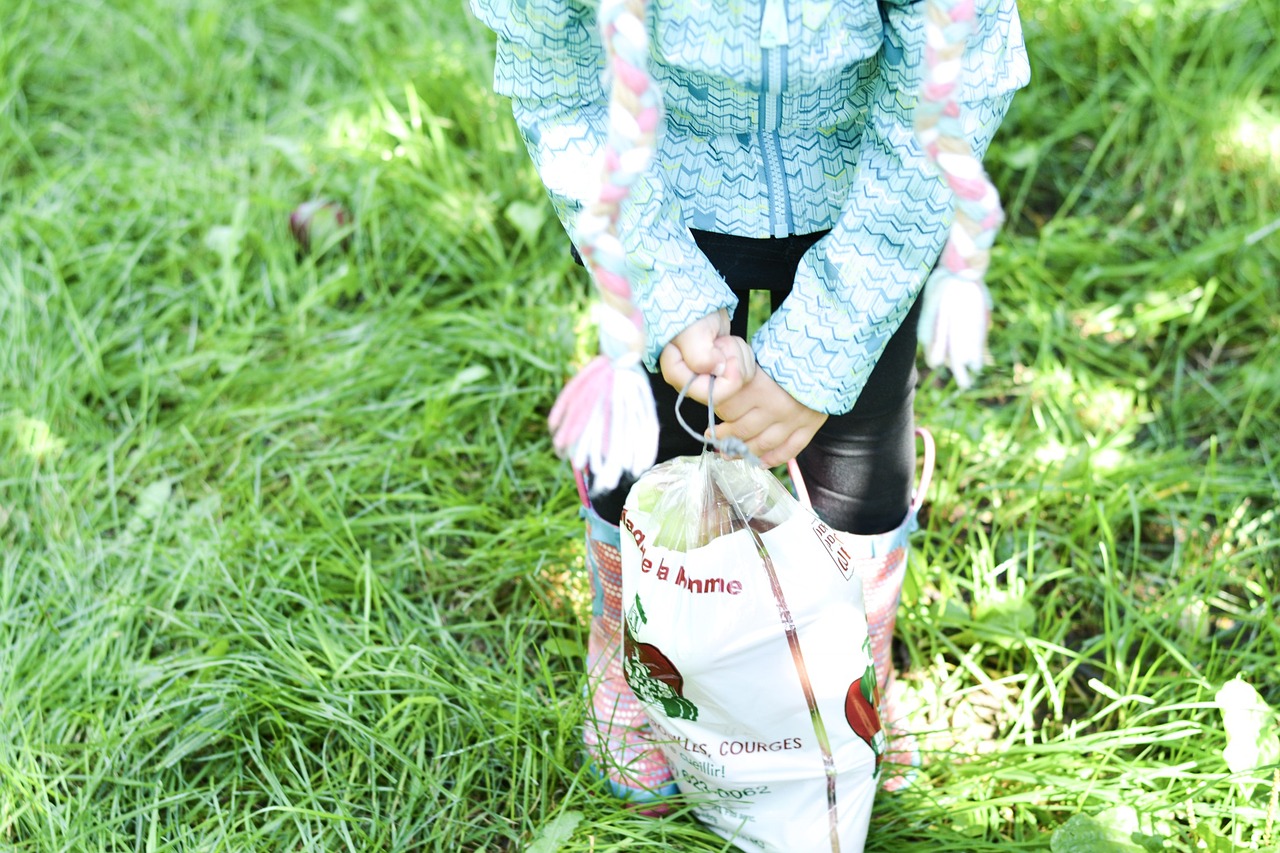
top-left (581, 505), bottom-right (678, 807)
top-left (860, 428), bottom-right (933, 791)
top-left (791, 428), bottom-right (934, 792)
top-left (851, 521), bottom-right (921, 792)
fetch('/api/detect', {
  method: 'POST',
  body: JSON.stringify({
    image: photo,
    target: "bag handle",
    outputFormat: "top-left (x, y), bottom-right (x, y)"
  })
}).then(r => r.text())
top-left (787, 427), bottom-right (935, 516)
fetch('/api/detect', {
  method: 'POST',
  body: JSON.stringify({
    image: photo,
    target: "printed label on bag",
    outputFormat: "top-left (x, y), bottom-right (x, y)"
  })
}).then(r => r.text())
top-left (649, 715), bottom-right (808, 765)
top-left (621, 509), bottom-right (743, 595)
top-left (812, 519), bottom-right (854, 581)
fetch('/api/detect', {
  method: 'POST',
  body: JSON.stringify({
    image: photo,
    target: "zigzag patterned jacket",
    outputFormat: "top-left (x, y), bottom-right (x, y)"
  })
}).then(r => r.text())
top-left (471, 0), bottom-right (1030, 414)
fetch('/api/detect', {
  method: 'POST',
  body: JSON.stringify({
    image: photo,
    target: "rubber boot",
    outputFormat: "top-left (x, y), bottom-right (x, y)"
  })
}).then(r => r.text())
top-left (802, 428), bottom-right (933, 792)
top-left (581, 505), bottom-right (678, 806)
top-left (857, 519), bottom-right (912, 706)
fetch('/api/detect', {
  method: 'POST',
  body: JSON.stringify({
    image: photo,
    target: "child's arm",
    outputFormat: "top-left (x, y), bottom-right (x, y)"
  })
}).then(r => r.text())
top-left (748, 0), bottom-right (1029, 419)
top-left (469, 0), bottom-right (735, 373)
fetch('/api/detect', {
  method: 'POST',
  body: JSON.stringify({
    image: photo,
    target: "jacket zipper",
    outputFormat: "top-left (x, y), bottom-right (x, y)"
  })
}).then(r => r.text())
top-left (761, 0), bottom-right (788, 48)
top-left (759, 0), bottom-right (792, 238)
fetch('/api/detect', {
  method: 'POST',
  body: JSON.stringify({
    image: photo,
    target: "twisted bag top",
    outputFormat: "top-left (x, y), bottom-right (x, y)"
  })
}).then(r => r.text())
top-left (530, 0), bottom-right (1026, 488)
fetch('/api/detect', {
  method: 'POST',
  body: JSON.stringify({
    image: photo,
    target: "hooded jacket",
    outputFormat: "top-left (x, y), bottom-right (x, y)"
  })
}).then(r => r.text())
top-left (471, 0), bottom-right (1030, 414)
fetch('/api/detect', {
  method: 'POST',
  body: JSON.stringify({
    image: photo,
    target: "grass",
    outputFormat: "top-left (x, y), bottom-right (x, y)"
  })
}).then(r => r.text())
top-left (1, 0), bottom-right (1277, 849)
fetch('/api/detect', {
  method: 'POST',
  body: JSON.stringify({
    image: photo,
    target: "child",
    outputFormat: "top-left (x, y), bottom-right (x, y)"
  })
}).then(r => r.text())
top-left (471, 0), bottom-right (1029, 803)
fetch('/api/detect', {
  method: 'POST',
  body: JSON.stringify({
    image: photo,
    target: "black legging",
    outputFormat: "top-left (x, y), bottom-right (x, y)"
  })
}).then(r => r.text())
top-left (583, 229), bottom-right (919, 536)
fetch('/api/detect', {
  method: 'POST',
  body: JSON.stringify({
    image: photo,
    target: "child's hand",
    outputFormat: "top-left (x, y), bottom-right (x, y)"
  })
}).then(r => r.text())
top-left (709, 334), bottom-right (755, 400)
top-left (711, 369), bottom-right (828, 467)
top-left (659, 309), bottom-right (755, 403)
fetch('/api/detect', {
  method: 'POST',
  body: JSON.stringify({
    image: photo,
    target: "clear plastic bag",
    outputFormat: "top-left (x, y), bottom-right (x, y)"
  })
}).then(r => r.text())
top-left (627, 451), bottom-right (791, 550)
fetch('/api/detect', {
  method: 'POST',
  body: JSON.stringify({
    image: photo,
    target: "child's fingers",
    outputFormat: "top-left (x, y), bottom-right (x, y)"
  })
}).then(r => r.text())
top-left (660, 347), bottom-right (716, 403)
top-left (710, 385), bottom-right (752, 421)
top-left (664, 331), bottom-right (757, 405)
top-left (757, 427), bottom-right (816, 468)
top-left (715, 336), bottom-right (756, 377)
top-left (699, 337), bottom-right (752, 404)
top-left (707, 406), bottom-right (769, 446)
top-left (668, 310), bottom-right (730, 376)
top-left (713, 414), bottom-right (795, 466)
top-left (714, 404), bottom-right (827, 465)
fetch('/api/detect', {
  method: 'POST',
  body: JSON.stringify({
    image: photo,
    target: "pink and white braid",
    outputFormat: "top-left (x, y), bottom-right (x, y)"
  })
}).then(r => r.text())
top-left (547, 0), bottom-right (662, 492)
top-left (916, 0), bottom-right (1003, 388)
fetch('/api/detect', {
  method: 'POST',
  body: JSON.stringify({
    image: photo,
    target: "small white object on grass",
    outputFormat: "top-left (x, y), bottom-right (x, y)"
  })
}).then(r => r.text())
top-left (1215, 675), bottom-right (1280, 799)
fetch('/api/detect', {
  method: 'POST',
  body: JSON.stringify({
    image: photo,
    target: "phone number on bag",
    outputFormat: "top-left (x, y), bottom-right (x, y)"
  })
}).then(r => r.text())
top-left (682, 773), bottom-right (772, 799)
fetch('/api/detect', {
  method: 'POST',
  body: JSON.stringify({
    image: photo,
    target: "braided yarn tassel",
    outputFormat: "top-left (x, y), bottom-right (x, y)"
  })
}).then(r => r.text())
top-left (915, 0), bottom-right (1002, 389)
top-left (547, 0), bottom-right (663, 493)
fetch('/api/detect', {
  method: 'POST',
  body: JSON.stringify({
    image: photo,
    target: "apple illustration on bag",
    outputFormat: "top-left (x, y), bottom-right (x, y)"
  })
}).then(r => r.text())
top-left (845, 642), bottom-right (886, 769)
top-left (623, 595), bottom-right (699, 722)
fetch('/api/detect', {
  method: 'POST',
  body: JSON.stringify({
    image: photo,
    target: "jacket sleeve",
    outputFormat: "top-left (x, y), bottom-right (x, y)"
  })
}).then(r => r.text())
top-left (469, 0), bottom-right (736, 369)
top-left (750, 0), bottom-right (1030, 415)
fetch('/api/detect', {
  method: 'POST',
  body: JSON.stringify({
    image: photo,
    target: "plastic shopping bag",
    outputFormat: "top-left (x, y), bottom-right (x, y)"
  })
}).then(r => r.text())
top-left (619, 451), bottom-right (883, 852)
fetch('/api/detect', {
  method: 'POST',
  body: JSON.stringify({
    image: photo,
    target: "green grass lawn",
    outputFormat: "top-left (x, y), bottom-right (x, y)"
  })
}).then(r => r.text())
top-left (2, 0), bottom-right (1277, 849)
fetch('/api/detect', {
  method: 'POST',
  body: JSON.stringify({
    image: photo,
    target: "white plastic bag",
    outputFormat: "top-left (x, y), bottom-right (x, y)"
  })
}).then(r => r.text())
top-left (619, 451), bottom-right (883, 852)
